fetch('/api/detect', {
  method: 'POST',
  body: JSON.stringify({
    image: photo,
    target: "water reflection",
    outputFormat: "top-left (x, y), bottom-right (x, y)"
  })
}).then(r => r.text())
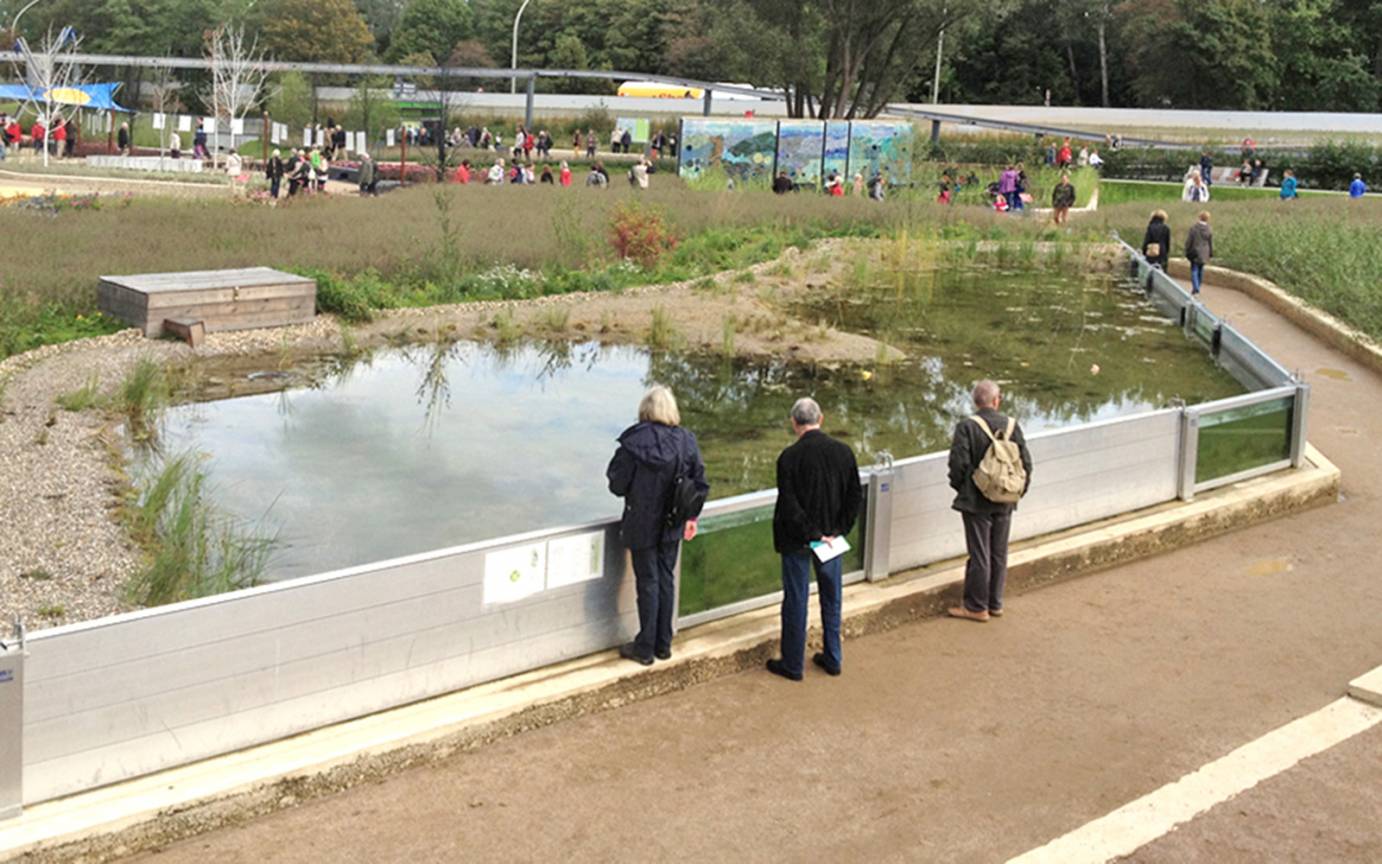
top-left (151, 268), bottom-right (1242, 581)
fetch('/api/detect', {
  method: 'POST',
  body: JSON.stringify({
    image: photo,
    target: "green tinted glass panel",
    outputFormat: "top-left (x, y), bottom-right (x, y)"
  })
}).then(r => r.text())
top-left (1195, 397), bottom-right (1292, 484)
top-left (679, 491), bottom-right (866, 617)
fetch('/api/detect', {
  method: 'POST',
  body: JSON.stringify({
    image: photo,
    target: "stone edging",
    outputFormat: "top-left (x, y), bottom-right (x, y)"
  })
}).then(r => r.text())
top-left (1167, 259), bottom-right (1382, 377)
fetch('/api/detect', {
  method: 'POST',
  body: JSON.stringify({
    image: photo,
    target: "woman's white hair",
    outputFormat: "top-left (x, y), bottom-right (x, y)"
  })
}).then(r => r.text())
top-left (638, 385), bottom-right (680, 427)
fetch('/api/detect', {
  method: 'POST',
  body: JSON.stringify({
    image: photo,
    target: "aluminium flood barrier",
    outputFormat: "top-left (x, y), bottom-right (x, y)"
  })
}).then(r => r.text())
top-left (2, 240), bottom-right (1312, 818)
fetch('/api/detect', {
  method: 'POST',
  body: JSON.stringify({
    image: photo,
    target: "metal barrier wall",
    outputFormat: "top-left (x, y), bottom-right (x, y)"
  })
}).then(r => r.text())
top-left (22, 521), bottom-right (634, 804)
top-left (887, 410), bottom-right (1182, 571)
top-left (7, 240), bottom-right (1312, 815)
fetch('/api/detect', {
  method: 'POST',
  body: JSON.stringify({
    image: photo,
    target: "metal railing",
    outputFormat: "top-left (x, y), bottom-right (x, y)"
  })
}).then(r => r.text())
top-left (0, 240), bottom-right (1314, 818)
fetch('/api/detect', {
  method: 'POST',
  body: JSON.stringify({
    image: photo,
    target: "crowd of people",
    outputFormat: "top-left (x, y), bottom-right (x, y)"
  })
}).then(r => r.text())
top-left (605, 382), bottom-right (1031, 673)
top-left (0, 112), bottom-right (78, 159)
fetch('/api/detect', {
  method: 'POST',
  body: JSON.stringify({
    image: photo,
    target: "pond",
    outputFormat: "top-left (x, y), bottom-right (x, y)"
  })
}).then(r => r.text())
top-left (148, 264), bottom-right (1243, 582)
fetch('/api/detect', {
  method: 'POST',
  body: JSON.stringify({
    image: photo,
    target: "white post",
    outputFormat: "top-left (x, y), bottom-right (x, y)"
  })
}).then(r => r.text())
top-left (931, 8), bottom-right (947, 104)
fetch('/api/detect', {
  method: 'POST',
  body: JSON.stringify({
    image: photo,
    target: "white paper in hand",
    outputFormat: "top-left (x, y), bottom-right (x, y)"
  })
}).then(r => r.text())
top-left (810, 536), bottom-right (850, 563)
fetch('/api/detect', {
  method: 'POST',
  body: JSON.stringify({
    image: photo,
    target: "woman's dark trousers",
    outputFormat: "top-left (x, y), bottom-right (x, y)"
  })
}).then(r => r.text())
top-left (631, 540), bottom-right (680, 660)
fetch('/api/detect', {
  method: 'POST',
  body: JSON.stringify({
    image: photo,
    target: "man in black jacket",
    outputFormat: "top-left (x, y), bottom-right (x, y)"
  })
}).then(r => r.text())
top-left (947, 380), bottom-right (1033, 623)
top-left (767, 398), bottom-right (862, 681)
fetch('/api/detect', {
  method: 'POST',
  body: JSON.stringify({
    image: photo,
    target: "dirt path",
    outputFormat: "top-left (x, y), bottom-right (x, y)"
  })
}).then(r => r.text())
top-left (118, 274), bottom-right (1382, 863)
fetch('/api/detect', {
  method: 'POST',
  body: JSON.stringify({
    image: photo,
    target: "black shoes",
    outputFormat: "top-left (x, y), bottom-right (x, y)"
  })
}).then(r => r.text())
top-left (765, 658), bottom-right (803, 681)
top-left (619, 642), bottom-right (654, 667)
top-left (655, 648), bottom-right (672, 661)
top-left (812, 652), bottom-right (842, 677)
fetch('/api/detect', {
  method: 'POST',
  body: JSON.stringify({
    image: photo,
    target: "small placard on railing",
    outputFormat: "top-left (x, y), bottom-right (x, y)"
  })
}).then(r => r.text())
top-left (547, 531), bottom-right (605, 589)
top-left (483, 543), bottom-right (547, 606)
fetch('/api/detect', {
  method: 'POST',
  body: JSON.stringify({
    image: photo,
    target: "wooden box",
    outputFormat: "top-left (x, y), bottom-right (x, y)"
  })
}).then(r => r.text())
top-left (98, 268), bottom-right (317, 338)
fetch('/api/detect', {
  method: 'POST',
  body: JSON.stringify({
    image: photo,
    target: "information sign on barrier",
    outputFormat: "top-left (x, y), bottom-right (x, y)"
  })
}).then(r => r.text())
top-left (483, 543), bottom-right (547, 606)
top-left (0, 632), bottom-right (23, 821)
top-left (546, 531), bottom-right (605, 589)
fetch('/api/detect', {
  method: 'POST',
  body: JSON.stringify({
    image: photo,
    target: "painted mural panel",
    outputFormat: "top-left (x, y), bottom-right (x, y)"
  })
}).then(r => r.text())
top-left (847, 121), bottom-right (915, 186)
top-left (616, 117), bottom-right (651, 143)
top-left (678, 118), bottom-right (777, 190)
top-left (775, 120), bottom-right (826, 189)
top-left (823, 120), bottom-right (851, 185)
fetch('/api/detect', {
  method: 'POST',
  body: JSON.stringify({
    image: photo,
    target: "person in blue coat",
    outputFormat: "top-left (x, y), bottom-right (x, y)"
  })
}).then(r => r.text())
top-left (1279, 169), bottom-right (1299, 200)
top-left (607, 386), bottom-right (710, 666)
top-left (1350, 174), bottom-right (1368, 198)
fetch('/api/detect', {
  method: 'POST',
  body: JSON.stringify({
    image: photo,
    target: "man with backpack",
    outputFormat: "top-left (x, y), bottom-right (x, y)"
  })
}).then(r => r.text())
top-left (947, 380), bottom-right (1033, 623)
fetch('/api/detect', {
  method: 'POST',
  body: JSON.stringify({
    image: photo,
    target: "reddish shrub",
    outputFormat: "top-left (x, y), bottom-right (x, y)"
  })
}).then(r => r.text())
top-left (608, 200), bottom-right (678, 269)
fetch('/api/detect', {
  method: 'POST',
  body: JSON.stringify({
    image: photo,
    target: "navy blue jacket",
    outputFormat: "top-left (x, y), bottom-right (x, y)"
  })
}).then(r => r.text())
top-left (607, 422), bottom-right (710, 550)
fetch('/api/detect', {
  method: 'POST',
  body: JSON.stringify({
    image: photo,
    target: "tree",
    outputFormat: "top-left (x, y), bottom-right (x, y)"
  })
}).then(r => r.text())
top-left (1122, 0), bottom-right (1278, 108)
top-left (345, 75), bottom-right (402, 149)
top-left (10, 25), bottom-right (86, 167)
top-left (205, 23), bottom-right (269, 166)
top-left (354, 0), bottom-right (409, 53)
top-left (255, 0), bottom-right (374, 63)
top-left (1267, 0), bottom-right (1378, 110)
top-left (268, 70), bottom-right (314, 131)
top-left (387, 0), bottom-right (475, 62)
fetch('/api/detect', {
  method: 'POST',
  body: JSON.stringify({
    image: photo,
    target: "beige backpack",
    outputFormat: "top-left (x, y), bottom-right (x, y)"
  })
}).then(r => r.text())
top-left (970, 415), bottom-right (1027, 504)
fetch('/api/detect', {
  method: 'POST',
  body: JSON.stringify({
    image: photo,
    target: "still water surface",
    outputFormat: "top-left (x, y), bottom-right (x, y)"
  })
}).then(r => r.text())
top-left (153, 266), bottom-right (1243, 580)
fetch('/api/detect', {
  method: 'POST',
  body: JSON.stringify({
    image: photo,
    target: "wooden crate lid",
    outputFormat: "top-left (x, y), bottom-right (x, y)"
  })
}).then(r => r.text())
top-left (98, 268), bottom-right (316, 294)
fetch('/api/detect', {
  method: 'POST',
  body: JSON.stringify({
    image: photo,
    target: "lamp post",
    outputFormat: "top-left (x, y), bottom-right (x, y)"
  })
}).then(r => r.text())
top-left (10, 0), bottom-right (46, 36)
top-left (510, 0), bottom-right (532, 95)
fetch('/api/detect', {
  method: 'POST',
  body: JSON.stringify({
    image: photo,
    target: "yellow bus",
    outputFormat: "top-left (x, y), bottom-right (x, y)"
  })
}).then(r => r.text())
top-left (617, 81), bottom-right (704, 99)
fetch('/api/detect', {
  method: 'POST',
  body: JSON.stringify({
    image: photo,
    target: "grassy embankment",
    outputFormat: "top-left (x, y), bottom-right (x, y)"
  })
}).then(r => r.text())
top-left (0, 182), bottom-right (1107, 359)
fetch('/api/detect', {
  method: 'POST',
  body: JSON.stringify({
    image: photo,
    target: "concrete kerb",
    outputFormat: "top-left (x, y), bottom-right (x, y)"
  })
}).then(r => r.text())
top-left (1348, 666), bottom-right (1382, 709)
top-left (1166, 259), bottom-right (1382, 378)
top-left (0, 445), bottom-right (1339, 864)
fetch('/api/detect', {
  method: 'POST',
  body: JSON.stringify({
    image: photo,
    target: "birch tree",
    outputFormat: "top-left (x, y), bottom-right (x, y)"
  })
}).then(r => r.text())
top-left (10, 26), bottom-right (85, 168)
top-left (204, 24), bottom-right (268, 169)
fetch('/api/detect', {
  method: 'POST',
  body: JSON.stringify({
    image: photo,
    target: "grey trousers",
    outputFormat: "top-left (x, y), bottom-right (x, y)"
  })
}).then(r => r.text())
top-left (962, 511), bottom-right (1012, 613)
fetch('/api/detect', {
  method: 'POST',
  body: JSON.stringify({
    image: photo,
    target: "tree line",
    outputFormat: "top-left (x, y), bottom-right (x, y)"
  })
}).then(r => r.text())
top-left (6, 0), bottom-right (1380, 114)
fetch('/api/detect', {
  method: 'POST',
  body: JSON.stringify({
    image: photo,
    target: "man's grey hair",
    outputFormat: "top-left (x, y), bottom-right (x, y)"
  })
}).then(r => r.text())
top-left (972, 380), bottom-right (1001, 409)
top-left (790, 397), bottom-right (823, 427)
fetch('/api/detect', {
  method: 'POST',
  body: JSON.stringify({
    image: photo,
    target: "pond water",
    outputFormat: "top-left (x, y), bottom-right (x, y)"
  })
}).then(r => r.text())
top-left (150, 265), bottom-right (1243, 581)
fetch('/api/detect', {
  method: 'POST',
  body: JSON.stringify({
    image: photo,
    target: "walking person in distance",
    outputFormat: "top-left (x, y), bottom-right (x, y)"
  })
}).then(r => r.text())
top-left (766, 398), bottom-right (862, 681)
top-left (606, 386), bottom-right (710, 667)
top-left (1184, 211), bottom-right (1213, 295)
top-left (1142, 209), bottom-right (1171, 270)
top-left (947, 381), bottom-right (1033, 623)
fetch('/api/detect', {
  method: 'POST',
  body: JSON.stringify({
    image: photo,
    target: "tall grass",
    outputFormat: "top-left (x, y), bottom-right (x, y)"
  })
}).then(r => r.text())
top-left (1096, 199), bottom-right (1382, 339)
top-left (118, 357), bottom-right (169, 442)
top-left (125, 452), bottom-right (276, 607)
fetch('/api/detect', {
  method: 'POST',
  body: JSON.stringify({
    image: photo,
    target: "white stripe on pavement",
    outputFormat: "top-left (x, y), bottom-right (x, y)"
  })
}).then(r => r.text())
top-left (1007, 696), bottom-right (1382, 864)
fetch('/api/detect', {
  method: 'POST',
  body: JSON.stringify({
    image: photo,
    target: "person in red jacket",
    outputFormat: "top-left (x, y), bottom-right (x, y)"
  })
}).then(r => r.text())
top-left (1057, 137), bottom-right (1073, 168)
top-left (51, 120), bottom-right (67, 157)
top-left (30, 119), bottom-right (46, 153)
top-left (454, 159), bottom-right (472, 184)
top-left (559, 160), bottom-right (572, 187)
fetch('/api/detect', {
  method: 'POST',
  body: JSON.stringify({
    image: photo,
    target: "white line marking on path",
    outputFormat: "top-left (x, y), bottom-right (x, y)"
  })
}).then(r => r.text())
top-left (1007, 696), bottom-right (1382, 864)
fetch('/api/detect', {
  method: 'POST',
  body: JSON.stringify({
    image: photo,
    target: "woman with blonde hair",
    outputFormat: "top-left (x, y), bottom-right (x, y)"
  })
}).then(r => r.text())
top-left (606, 385), bottom-right (710, 666)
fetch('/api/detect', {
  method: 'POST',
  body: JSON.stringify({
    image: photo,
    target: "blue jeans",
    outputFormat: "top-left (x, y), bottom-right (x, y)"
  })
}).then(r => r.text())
top-left (779, 550), bottom-right (843, 676)
top-left (1005, 191), bottom-right (1020, 211)
top-left (1190, 261), bottom-right (1205, 294)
